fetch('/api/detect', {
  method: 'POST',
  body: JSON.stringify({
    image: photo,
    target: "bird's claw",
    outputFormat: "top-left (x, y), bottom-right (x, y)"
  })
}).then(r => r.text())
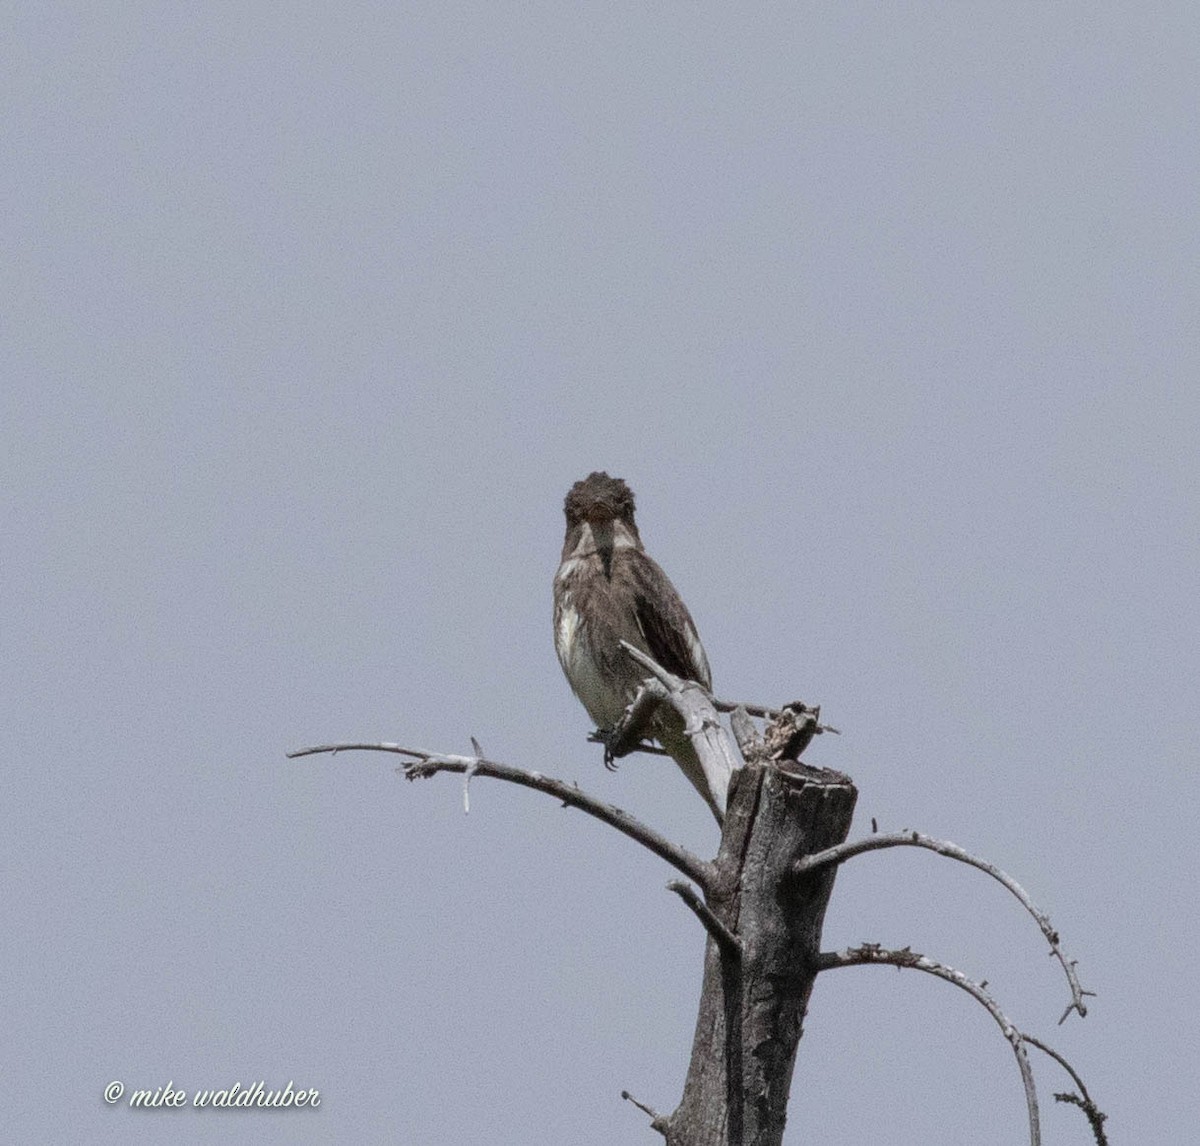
top-left (601, 729), bottom-right (621, 771)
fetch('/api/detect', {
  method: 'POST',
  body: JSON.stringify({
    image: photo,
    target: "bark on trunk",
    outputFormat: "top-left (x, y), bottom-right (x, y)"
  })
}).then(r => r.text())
top-left (666, 760), bottom-right (857, 1146)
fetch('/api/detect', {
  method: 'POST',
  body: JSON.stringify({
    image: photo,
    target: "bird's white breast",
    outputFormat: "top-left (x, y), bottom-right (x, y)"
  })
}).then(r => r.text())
top-left (554, 590), bottom-right (622, 727)
top-left (554, 592), bottom-right (580, 669)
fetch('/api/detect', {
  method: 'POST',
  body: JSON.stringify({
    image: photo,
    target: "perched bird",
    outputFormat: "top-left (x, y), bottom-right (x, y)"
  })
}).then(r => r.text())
top-left (552, 472), bottom-right (721, 820)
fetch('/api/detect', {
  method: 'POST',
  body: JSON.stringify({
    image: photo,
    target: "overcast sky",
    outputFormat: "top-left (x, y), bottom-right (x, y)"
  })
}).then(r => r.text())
top-left (5, 4), bottom-right (1197, 1143)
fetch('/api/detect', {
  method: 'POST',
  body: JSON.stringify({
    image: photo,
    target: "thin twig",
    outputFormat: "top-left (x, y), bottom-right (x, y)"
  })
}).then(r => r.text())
top-left (818, 944), bottom-right (1040, 1146)
top-left (621, 1090), bottom-right (668, 1137)
top-left (666, 881), bottom-right (741, 959)
top-left (463, 737), bottom-right (483, 813)
top-left (1023, 1034), bottom-right (1109, 1146)
top-left (711, 697), bottom-right (840, 735)
top-left (712, 698), bottom-right (784, 719)
top-left (796, 830), bottom-right (1091, 1022)
top-left (288, 742), bottom-right (713, 890)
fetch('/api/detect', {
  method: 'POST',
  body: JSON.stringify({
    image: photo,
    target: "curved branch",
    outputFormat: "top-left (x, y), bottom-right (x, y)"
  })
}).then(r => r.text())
top-left (796, 830), bottom-right (1090, 1022)
top-left (1022, 1034), bottom-right (1109, 1146)
top-left (287, 742), bottom-right (713, 890)
top-left (817, 944), bottom-right (1040, 1146)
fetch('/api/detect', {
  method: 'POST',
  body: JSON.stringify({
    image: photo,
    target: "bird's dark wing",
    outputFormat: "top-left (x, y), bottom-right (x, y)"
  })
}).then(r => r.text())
top-left (628, 552), bottom-right (712, 689)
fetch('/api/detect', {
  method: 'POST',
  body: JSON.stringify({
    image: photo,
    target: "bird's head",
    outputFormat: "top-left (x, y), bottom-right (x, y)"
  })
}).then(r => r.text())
top-left (563, 471), bottom-right (637, 529)
top-left (561, 472), bottom-right (642, 563)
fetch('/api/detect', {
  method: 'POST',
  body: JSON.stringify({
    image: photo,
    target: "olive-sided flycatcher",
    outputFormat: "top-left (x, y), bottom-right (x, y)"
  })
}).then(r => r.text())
top-left (553, 472), bottom-right (721, 820)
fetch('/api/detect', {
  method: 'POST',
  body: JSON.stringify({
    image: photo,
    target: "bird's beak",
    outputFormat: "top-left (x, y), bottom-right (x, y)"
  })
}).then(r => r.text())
top-left (588, 514), bottom-right (616, 577)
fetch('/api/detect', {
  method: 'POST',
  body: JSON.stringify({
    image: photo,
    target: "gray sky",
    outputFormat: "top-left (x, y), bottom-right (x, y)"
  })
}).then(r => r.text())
top-left (4, 4), bottom-right (1196, 1143)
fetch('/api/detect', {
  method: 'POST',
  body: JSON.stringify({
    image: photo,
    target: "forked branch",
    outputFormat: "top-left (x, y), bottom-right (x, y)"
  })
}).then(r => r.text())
top-left (1023, 1035), bottom-right (1109, 1146)
top-left (817, 944), bottom-right (1042, 1146)
top-left (816, 944), bottom-right (1108, 1146)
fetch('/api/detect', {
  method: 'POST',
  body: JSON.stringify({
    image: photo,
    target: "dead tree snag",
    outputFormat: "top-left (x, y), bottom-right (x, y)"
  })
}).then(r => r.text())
top-left (290, 670), bottom-right (1104, 1145)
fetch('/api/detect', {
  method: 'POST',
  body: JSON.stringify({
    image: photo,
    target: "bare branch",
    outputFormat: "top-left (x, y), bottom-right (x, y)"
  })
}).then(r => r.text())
top-left (817, 944), bottom-right (1041, 1146)
top-left (621, 1090), bottom-right (668, 1137)
top-left (617, 640), bottom-right (739, 819)
top-left (288, 742), bottom-right (713, 890)
top-left (289, 741), bottom-right (414, 758)
top-left (1023, 1034), bottom-right (1109, 1146)
top-left (710, 696), bottom-right (841, 736)
top-left (667, 880), bottom-right (741, 959)
top-left (796, 829), bottom-right (1091, 1021)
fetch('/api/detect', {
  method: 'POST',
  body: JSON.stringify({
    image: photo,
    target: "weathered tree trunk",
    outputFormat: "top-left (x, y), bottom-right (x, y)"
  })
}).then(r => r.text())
top-left (666, 760), bottom-right (858, 1146)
